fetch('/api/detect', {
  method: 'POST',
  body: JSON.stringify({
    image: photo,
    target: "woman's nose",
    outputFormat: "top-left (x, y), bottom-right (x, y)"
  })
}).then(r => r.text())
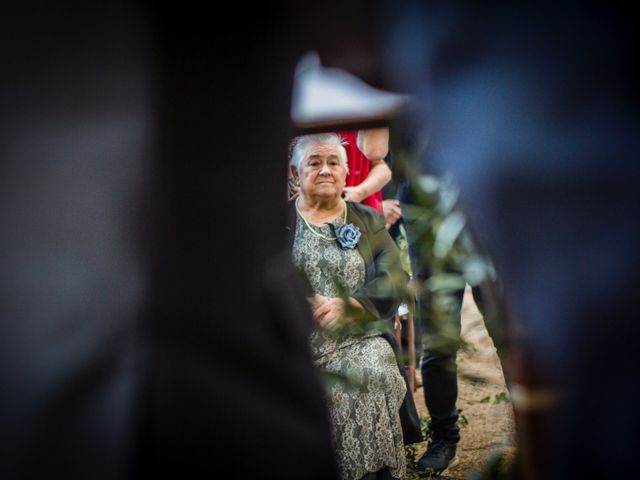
top-left (318, 165), bottom-right (331, 175)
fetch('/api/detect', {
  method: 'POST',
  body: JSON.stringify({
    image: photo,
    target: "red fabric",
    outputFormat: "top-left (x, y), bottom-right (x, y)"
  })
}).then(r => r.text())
top-left (341, 130), bottom-right (383, 213)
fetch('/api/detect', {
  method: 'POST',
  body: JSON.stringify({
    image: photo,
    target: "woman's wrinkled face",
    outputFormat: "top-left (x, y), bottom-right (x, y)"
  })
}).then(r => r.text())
top-left (296, 142), bottom-right (347, 200)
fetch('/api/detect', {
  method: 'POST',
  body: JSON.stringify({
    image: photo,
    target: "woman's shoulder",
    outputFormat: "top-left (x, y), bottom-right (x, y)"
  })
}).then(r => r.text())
top-left (346, 202), bottom-right (386, 233)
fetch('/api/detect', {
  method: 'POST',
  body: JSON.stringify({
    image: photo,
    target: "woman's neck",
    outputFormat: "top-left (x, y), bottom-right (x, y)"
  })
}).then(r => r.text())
top-left (297, 196), bottom-right (344, 225)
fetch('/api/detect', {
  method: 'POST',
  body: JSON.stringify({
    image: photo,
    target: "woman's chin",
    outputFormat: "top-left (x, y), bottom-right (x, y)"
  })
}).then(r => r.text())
top-left (311, 188), bottom-right (340, 199)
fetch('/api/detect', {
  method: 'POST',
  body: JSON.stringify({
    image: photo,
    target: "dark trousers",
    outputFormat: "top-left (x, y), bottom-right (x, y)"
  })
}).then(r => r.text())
top-left (418, 286), bottom-right (464, 443)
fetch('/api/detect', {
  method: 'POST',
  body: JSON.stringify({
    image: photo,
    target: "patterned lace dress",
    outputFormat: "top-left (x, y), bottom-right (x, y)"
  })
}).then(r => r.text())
top-left (292, 211), bottom-right (406, 480)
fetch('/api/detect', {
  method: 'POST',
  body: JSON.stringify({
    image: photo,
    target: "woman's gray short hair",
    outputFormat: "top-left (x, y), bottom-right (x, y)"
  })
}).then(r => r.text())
top-left (289, 133), bottom-right (349, 174)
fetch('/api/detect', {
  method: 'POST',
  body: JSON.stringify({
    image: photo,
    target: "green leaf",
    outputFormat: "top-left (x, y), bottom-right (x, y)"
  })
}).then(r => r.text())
top-left (461, 255), bottom-right (496, 285)
top-left (433, 211), bottom-right (466, 258)
top-left (425, 274), bottom-right (466, 292)
top-left (416, 174), bottom-right (441, 194)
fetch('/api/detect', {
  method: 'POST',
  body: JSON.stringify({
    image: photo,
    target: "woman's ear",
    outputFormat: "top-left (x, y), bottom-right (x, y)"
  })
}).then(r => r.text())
top-left (290, 165), bottom-right (300, 185)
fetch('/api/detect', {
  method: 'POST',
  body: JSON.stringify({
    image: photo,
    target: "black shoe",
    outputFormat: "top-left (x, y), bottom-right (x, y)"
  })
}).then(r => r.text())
top-left (417, 439), bottom-right (459, 475)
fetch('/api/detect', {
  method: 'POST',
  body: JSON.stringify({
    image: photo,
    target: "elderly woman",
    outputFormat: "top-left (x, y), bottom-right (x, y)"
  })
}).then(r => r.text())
top-left (288, 133), bottom-right (408, 480)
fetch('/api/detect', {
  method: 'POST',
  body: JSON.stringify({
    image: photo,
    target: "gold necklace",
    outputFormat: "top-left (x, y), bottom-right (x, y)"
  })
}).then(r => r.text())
top-left (295, 198), bottom-right (347, 241)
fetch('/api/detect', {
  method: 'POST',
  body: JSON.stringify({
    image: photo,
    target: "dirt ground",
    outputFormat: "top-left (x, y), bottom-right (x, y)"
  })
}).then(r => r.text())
top-left (408, 287), bottom-right (516, 479)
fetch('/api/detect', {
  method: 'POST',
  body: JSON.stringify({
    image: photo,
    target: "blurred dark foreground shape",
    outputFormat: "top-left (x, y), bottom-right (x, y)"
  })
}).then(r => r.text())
top-left (369, 2), bottom-right (639, 479)
top-left (0, 3), bottom-right (344, 478)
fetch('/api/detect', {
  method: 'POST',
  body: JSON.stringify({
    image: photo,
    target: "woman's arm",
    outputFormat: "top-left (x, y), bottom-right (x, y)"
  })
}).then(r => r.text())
top-left (357, 127), bottom-right (389, 160)
top-left (342, 160), bottom-right (391, 202)
top-left (342, 128), bottom-right (392, 203)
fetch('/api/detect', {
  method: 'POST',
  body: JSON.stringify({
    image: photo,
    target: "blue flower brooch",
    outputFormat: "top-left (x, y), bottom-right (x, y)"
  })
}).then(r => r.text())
top-left (333, 222), bottom-right (361, 249)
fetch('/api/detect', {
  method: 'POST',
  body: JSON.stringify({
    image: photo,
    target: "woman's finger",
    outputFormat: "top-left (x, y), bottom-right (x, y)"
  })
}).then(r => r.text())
top-left (313, 302), bottom-right (331, 320)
